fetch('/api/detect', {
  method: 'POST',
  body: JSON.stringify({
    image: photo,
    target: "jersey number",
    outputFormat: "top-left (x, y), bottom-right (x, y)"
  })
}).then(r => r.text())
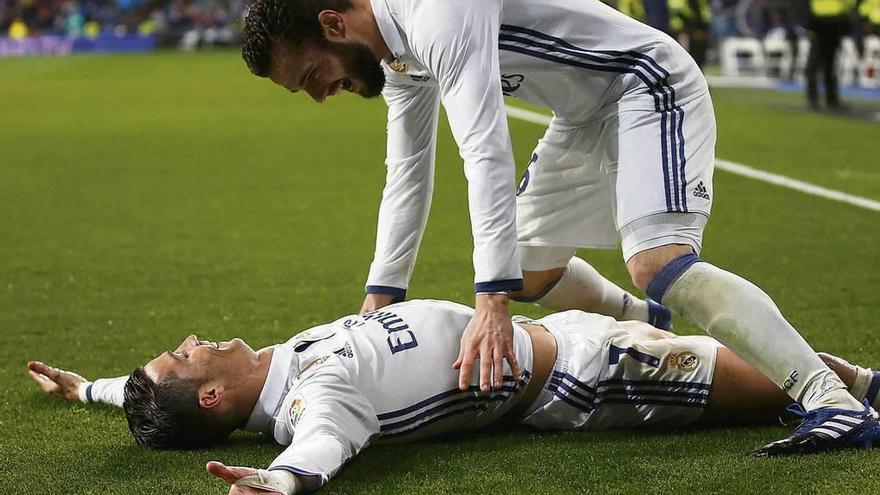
top-left (608, 345), bottom-right (660, 367)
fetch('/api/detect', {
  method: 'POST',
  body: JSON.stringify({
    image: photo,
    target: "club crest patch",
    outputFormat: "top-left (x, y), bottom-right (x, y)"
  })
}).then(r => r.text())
top-left (388, 58), bottom-right (407, 73)
top-left (289, 396), bottom-right (306, 429)
top-left (296, 355), bottom-right (331, 379)
top-left (668, 352), bottom-right (700, 372)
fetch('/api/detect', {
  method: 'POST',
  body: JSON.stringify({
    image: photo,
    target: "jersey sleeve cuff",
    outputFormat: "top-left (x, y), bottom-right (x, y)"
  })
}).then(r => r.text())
top-left (78, 382), bottom-right (94, 403)
top-left (365, 285), bottom-right (407, 303)
top-left (475, 279), bottom-right (523, 293)
top-left (268, 465), bottom-right (327, 489)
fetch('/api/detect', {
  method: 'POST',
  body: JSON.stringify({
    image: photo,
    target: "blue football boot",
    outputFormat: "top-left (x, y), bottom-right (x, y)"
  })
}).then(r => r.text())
top-left (646, 299), bottom-right (673, 330)
top-left (751, 400), bottom-right (880, 457)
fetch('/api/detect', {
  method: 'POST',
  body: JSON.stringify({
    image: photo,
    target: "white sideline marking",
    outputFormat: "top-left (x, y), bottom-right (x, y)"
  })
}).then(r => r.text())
top-left (713, 160), bottom-right (880, 212)
top-left (505, 105), bottom-right (553, 126)
top-left (704, 75), bottom-right (776, 89)
top-left (504, 104), bottom-right (880, 212)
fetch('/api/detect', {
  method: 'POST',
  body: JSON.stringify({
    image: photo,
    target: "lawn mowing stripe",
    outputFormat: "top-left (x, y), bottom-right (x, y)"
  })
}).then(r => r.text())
top-left (504, 104), bottom-right (880, 212)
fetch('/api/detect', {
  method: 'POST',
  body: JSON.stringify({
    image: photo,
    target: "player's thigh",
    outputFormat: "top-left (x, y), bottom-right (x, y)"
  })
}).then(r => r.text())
top-left (700, 347), bottom-right (791, 425)
top-left (611, 92), bottom-right (717, 265)
top-left (515, 123), bottom-right (618, 250)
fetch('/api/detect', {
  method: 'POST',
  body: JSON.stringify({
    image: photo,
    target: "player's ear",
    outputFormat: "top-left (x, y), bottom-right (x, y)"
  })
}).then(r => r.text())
top-left (317, 10), bottom-right (346, 41)
top-left (198, 384), bottom-right (225, 410)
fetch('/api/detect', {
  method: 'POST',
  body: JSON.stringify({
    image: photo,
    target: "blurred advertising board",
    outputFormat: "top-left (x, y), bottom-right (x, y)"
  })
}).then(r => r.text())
top-left (0, 34), bottom-right (155, 57)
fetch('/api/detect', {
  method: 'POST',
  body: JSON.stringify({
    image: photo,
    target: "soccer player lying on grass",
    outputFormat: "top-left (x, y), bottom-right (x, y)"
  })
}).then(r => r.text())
top-left (29, 300), bottom-right (880, 494)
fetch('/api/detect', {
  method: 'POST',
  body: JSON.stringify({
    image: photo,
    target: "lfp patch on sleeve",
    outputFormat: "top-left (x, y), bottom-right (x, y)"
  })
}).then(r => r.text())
top-left (289, 396), bottom-right (306, 430)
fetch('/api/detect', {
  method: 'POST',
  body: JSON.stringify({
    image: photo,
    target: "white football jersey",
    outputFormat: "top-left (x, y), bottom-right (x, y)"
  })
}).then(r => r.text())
top-left (242, 299), bottom-right (535, 487)
top-left (365, 0), bottom-right (707, 296)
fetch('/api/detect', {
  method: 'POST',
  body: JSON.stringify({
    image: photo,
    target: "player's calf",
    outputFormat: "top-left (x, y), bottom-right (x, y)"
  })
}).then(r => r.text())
top-left (640, 245), bottom-right (879, 455)
top-left (819, 353), bottom-right (880, 410)
top-left (514, 254), bottom-right (671, 329)
top-left (512, 267), bottom-right (566, 302)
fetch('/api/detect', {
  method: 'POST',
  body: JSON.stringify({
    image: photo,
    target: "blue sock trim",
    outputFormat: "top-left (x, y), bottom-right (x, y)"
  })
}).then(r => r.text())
top-left (645, 253), bottom-right (701, 303)
top-left (85, 383), bottom-right (94, 403)
top-left (365, 285), bottom-right (406, 303)
top-left (866, 371), bottom-right (880, 405)
top-left (475, 279), bottom-right (524, 293)
top-left (511, 275), bottom-right (563, 303)
top-left (646, 299), bottom-right (673, 330)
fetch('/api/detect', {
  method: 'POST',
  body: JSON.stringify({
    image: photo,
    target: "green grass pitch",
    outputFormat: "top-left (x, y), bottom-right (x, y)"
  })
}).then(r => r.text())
top-left (1, 51), bottom-right (879, 494)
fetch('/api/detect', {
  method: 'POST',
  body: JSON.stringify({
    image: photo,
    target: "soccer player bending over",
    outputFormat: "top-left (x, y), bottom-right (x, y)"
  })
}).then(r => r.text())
top-left (240, 0), bottom-right (879, 453)
top-left (30, 301), bottom-right (880, 494)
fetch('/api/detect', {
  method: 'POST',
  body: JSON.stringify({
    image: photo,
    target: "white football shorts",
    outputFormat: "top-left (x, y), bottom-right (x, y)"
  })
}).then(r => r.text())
top-left (520, 310), bottom-right (720, 430)
top-left (515, 91), bottom-right (716, 267)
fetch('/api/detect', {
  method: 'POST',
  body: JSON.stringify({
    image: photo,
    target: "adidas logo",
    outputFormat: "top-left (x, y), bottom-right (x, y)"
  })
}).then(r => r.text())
top-left (693, 181), bottom-right (710, 200)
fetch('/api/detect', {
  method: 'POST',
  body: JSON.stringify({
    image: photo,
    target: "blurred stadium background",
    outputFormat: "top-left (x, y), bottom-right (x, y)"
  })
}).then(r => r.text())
top-left (3, 0), bottom-right (880, 99)
top-left (2, 0), bottom-right (879, 494)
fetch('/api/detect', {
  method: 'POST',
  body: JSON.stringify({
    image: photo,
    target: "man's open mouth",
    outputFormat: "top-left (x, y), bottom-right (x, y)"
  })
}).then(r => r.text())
top-left (198, 340), bottom-right (221, 349)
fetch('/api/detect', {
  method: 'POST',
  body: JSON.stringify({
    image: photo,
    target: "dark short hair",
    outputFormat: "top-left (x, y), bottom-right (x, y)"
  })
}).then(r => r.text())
top-left (242, 0), bottom-right (354, 77)
top-left (122, 367), bottom-right (233, 450)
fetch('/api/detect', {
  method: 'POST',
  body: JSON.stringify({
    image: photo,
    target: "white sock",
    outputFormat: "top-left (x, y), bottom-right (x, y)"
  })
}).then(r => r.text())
top-left (648, 254), bottom-right (862, 411)
top-left (848, 365), bottom-right (880, 410)
top-left (532, 257), bottom-right (649, 321)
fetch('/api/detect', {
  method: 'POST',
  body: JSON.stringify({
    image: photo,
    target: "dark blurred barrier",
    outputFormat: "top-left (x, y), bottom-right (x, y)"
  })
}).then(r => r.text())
top-left (717, 34), bottom-right (880, 89)
top-left (0, 33), bottom-right (155, 56)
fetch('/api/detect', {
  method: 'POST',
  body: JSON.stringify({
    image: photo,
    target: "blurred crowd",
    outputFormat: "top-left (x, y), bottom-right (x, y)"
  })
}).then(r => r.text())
top-left (601, 0), bottom-right (879, 66)
top-left (600, 0), bottom-right (880, 107)
top-left (2, 0), bottom-right (879, 59)
top-left (0, 0), bottom-right (244, 47)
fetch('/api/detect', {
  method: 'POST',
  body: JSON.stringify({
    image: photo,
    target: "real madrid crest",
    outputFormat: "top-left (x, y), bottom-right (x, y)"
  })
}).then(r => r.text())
top-left (388, 58), bottom-right (407, 73)
top-left (668, 352), bottom-right (700, 372)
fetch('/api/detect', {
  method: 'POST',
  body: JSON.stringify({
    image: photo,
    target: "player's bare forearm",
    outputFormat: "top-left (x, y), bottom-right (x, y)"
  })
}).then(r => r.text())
top-left (453, 293), bottom-right (520, 391)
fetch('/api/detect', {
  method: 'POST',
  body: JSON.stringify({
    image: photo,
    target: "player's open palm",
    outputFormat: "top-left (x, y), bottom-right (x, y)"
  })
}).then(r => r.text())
top-left (27, 361), bottom-right (86, 401)
top-left (206, 461), bottom-right (285, 495)
top-left (453, 294), bottom-right (520, 392)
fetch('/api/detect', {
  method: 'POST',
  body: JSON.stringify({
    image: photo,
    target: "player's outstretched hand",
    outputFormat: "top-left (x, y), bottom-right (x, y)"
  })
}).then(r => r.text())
top-left (206, 462), bottom-right (286, 495)
top-left (359, 293), bottom-right (396, 315)
top-left (27, 361), bottom-right (87, 401)
top-left (453, 293), bottom-right (520, 392)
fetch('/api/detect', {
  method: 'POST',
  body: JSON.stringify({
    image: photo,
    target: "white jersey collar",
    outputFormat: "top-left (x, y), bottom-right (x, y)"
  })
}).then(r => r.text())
top-left (243, 344), bottom-right (296, 435)
top-left (370, 0), bottom-right (406, 59)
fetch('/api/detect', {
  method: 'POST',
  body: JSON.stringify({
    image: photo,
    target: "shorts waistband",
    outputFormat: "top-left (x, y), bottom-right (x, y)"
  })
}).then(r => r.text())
top-left (520, 324), bottom-right (570, 419)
